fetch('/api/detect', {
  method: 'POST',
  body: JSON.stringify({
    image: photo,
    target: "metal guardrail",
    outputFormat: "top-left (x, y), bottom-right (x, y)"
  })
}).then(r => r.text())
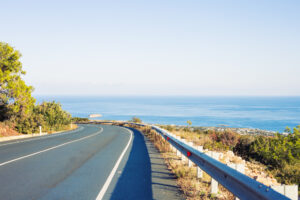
top-left (124, 122), bottom-right (290, 200)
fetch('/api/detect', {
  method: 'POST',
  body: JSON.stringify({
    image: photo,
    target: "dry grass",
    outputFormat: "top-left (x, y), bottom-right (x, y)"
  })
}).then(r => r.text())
top-left (47, 124), bottom-right (78, 134)
top-left (172, 129), bottom-right (212, 147)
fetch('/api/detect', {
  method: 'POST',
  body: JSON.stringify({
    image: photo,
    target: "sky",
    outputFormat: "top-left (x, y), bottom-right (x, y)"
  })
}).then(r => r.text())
top-left (1, 0), bottom-right (300, 96)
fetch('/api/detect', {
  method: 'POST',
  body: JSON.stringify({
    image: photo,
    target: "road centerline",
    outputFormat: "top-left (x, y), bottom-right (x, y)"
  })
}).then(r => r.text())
top-left (0, 127), bottom-right (103, 167)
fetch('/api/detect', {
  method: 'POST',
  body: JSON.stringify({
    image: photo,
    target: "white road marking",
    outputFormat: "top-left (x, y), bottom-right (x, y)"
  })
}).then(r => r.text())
top-left (0, 126), bottom-right (84, 147)
top-left (0, 127), bottom-right (103, 167)
top-left (96, 127), bottom-right (133, 200)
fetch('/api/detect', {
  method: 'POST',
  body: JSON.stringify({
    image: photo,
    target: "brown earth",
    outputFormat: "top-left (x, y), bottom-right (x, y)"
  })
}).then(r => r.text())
top-left (0, 123), bottom-right (21, 137)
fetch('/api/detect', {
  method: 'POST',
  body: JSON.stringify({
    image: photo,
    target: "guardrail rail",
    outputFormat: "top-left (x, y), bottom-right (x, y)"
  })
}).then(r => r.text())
top-left (125, 122), bottom-right (290, 200)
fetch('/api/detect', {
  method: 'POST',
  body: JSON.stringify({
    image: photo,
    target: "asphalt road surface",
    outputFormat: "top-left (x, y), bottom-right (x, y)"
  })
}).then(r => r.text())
top-left (0, 124), bottom-right (184, 200)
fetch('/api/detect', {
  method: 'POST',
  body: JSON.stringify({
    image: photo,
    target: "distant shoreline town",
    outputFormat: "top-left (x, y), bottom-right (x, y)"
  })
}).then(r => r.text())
top-left (200, 126), bottom-right (277, 136)
top-left (167, 125), bottom-right (279, 136)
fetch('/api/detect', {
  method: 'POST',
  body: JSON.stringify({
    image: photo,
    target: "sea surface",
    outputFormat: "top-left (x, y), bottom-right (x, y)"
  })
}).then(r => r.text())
top-left (35, 96), bottom-right (300, 132)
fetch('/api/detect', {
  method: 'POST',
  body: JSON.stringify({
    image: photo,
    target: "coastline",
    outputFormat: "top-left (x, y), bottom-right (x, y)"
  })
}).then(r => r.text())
top-left (90, 120), bottom-right (279, 136)
top-left (35, 95), bottom-right (300, 133)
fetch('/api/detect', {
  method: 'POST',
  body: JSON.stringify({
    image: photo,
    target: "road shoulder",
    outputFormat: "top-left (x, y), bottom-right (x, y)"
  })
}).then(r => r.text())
top-left (142, 130), bottom-right (185, 200)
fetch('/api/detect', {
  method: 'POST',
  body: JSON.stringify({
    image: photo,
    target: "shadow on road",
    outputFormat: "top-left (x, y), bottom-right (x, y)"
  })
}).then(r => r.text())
top-left (110, 128), bottom-right (153, 200)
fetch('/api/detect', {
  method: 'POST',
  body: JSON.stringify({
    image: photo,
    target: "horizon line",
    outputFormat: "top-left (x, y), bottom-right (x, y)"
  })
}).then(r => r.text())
top-left (32, 94), bottom-right (300, 98)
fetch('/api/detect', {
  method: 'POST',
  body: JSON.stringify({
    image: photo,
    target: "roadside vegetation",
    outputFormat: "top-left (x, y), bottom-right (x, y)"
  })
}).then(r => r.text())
top-left (126, 118), bottom-right (300, 192)
top-left (0, 42), bottom-right (72, 135)
top-left (72, 117), bottom-right (90, 123)
top-left (163, 125), bottom-right (240, 151)
top-left (161, 124), bottom-right (300, 196)
top-left (235, 126), bottom-right (300, 190)
top-left (129, 116), bottom-right (142, 123)
top-left (118, 119), bottom-right (300, 198)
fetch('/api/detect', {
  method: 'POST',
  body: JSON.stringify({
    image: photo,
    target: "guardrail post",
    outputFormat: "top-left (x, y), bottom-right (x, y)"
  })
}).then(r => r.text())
top-left (197, 146), bottom-right (203, 178)
top-left (181, 139), bottom-right (187, 163)
top-left (211, 178), bottom-right (218, 195)
top-left (271, 185), bottom-right (298, 200)
top-left (39, 126), bottom-right (42, 136)
top-left (175, 136), bottom-right (182, 157)
top-left (171, 139), bottom-right (176, 152)
top-left (187, 142), bottom-right (194, 167)
top-left (208, 152), bottom-right (220, 195)
top-left (176, 149), bottom-right (181, 157)
top-left (235, 164), bottom-right (245, 200)
top-left (236, 164), bottom-right (245, 174)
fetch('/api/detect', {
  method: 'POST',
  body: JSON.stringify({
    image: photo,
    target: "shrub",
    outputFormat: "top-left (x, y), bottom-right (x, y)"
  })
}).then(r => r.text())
top-left (72, 117), bottom-right (89, 123)
top-left (33, 101), bottom-right (71, 132)
top-left (130, 117), bottom-right (142, 123)
top-left (234, 135), bottom-right (255, 159)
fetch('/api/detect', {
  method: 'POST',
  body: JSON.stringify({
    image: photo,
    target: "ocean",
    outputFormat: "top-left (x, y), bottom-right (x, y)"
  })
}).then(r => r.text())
top-left (35, 96), bottom-right (300, 132)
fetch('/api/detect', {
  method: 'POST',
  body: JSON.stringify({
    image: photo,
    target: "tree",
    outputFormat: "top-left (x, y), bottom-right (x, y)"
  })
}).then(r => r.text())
top-left (34, 101), bottom-right (71, 131)
top-left (0, 42), bottom-right (73, 134)
top-left (0, 42), bottom-right (35, 121)
top-left (187, 120), bottom-right (192, 126)
top-left (130, 117), bottom-right (142, 123)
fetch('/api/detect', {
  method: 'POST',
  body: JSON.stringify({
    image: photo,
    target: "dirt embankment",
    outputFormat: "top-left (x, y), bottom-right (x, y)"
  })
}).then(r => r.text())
top-left (0, 123), bottom-right (21, 137)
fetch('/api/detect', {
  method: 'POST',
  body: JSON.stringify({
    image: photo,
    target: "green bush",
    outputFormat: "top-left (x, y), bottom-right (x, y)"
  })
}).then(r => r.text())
top-left (72, 117), bottom-right (89, 123)
top-left (34, 101), bottom-right (71, 132)
top-left (233, 135), bottom-right (255, 159)
top-left (234, 126), bottom-right (300, 190)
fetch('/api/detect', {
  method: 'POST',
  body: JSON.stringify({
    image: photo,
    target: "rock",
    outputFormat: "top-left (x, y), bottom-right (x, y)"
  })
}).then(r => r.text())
top-left (89, 114), bottom-right (102, 118)
top-left (227, 151), bottom-right (234, 157)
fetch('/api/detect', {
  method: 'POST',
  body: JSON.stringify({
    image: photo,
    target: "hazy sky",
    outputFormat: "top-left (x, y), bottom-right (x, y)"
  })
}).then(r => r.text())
top-left (1, 0), bottom-right (299, 96)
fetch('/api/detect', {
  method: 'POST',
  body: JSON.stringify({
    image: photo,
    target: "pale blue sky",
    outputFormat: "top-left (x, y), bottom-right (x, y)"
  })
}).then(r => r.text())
top-left (1, 0), bottom-right (299, 96)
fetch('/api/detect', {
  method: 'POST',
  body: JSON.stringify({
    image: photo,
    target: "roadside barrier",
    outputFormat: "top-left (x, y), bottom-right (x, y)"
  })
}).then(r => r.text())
top-left (124, 122), bottom-right (290, 200)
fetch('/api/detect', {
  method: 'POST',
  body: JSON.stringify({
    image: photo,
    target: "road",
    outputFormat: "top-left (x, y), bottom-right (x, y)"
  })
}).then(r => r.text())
top-left (0, 124), bottom-right (184, 200)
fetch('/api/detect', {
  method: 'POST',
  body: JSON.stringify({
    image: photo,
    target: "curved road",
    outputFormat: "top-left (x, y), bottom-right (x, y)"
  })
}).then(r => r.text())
top-left (0, 124), bottom-right (184, 200)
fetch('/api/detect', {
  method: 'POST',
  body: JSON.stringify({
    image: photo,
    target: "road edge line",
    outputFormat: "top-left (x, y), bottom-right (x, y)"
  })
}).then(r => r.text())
top-left (96, 127), bottom-right (133, 200)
